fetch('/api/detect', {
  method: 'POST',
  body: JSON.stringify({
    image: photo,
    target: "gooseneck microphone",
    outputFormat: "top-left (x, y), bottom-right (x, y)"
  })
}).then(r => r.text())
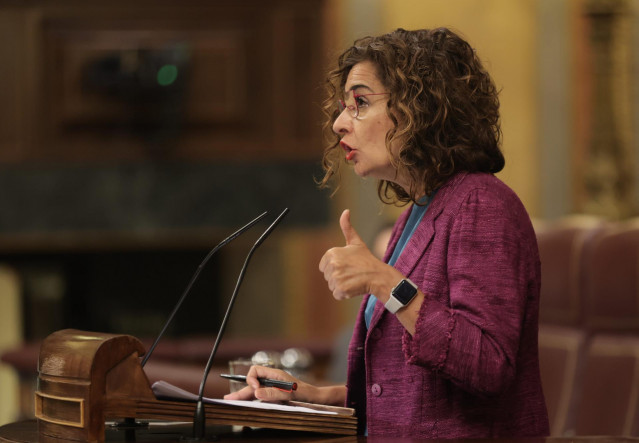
top-left (190, 208), bottom-right (289, 441)
top-left (140, 211), bottom-right (268, 368)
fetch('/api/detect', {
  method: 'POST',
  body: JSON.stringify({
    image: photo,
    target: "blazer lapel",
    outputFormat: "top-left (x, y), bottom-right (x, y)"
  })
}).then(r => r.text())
top-left (367, 172), bottom-right (468, 330)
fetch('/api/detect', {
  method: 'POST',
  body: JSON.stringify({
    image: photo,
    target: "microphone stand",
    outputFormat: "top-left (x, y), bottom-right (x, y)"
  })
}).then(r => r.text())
top-left (113, 212), bottom-right (268, 434)
top-left (141, 211), bottom-right (268, 368)
top-left (187, 208), bottom-right (289, 441)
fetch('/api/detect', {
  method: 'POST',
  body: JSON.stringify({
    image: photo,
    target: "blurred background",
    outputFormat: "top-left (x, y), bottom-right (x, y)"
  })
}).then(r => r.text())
top-left (0, 0), bottom-right (638, 436)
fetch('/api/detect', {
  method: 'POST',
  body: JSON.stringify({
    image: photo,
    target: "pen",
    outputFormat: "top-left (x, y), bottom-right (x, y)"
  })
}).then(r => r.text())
top-left (220, 374), bottom-right (298, 392)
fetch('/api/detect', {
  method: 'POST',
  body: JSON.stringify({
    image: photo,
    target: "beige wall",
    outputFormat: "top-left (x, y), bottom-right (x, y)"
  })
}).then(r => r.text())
top-left (0, 267), bottom-right (21, 425)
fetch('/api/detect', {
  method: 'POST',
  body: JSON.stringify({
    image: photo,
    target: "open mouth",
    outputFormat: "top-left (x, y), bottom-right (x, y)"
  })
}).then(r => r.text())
top-left (340, 141), bottom-right (355, 161)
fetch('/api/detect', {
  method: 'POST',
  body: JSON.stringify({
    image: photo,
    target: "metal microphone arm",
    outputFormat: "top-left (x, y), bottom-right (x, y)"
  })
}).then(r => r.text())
top-left (141, 211), bottom-right (268, 368)
top-left (191, 208), bottom-right (289, 440)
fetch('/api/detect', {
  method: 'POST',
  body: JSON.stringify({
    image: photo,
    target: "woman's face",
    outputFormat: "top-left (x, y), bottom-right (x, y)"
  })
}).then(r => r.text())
top-left (332, 61), bottom-right (407, 188)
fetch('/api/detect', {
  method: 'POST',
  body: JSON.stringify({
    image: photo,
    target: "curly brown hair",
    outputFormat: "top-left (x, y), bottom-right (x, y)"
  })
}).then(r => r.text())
top-left (319, 27), bottom-right (504, 205)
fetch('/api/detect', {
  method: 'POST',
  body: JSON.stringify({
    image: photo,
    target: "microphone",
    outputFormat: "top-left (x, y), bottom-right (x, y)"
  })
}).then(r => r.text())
top-left (189, 208), bottom-right (289, 441)
top-left (140, 211), bottom-right (268, 368)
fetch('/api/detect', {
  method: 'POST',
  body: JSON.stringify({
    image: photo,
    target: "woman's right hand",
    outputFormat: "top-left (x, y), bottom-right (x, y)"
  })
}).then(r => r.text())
top-left (223, 365), bottom-right (303, 402)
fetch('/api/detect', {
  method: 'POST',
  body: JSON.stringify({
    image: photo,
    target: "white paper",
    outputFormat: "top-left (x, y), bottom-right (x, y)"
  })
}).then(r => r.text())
top-left (151, 380), bottom-right (337, 415)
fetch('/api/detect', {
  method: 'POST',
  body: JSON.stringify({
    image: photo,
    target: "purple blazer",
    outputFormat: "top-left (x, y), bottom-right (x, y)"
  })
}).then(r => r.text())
top-left (345, 172), bottom-right (549, 438)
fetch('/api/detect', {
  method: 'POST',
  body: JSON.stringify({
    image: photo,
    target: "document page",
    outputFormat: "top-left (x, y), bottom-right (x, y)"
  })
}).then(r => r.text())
top-left (151, 380), bottom-right (338, 415)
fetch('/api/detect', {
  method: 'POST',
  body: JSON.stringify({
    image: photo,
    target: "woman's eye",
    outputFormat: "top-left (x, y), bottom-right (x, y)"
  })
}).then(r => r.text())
top-left (354, 96), bottom-right (369, 107)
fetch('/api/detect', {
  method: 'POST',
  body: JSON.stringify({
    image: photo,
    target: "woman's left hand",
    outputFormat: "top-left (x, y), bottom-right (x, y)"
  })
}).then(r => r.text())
top-left (319, 209), bottom-right (401, 300)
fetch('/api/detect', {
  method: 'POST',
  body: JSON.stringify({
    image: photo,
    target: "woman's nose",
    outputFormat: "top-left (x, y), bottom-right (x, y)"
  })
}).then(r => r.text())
top-left (332, 109), bottom-right (351, 135)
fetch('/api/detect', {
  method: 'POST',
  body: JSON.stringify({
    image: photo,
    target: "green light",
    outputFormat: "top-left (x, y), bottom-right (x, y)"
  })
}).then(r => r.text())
top-left (157, 64), bottom-right (178, 86)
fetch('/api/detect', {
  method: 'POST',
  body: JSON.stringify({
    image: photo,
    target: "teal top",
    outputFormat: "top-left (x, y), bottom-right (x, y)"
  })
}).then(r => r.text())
top-left (364, 196), bottom-right (433, 329)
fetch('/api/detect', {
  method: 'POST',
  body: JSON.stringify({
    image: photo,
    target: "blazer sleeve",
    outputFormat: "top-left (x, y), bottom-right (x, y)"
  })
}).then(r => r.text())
top-left (402, 187), bottom-right (535, 397)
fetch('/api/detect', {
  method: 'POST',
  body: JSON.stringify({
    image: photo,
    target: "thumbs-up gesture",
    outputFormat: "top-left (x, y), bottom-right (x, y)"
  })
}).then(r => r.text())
top-left (319, 209), bottom-right (391, 300)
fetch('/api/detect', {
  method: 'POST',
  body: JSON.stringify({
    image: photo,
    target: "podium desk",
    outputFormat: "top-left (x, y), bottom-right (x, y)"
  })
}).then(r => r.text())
top-left (0, 420), bottom-right (361, 443)
top-left (3, 421), bottom-right (639, 443)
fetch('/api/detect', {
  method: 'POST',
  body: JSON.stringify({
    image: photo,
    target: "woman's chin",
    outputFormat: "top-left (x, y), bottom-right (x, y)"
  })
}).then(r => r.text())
top-left (353, 166), bottom-right (369, 178)
top-left (353, 166), bottom-right (390, 182)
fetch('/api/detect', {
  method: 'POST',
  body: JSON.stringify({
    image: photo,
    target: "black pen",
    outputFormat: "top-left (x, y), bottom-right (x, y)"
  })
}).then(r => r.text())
top-left (220, 374), bottom-right (298, 392)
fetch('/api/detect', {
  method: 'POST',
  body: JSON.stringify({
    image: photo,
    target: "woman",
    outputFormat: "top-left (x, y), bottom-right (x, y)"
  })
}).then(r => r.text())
top-left (225, 27), bottom-right (549, 438)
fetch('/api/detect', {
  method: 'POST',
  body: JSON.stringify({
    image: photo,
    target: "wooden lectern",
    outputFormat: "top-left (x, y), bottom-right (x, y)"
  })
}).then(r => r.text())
top-left (34, 329), bottom-right (357, 442)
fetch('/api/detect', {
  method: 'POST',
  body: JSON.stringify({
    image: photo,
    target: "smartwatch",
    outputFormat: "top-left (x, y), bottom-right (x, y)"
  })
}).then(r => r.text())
top-left (384, 278), bottom-right (418, 314)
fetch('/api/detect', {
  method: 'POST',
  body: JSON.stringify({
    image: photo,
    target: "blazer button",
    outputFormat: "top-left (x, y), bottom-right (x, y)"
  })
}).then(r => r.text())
top-left (371, 328), bottom-right (382, 340)
top-left (371, 384), bottom-right (382, 396)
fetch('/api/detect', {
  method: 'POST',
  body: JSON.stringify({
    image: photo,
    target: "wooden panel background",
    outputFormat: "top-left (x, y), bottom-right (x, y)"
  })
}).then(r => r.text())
top-left (0, 0), bottom-right (341, 344)
top-left (0, 0), bottom-right (326, 163)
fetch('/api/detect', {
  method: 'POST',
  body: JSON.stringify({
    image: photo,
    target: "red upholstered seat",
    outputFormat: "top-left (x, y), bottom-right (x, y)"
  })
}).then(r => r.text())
top-left (574, 334), bottom-right (639, 436)
top-left (581, 221), bottom-right (639, 333)
top-left (538, 325), bottom-right (588, 436)
top-left (535, 216), bottom-right (606, 327)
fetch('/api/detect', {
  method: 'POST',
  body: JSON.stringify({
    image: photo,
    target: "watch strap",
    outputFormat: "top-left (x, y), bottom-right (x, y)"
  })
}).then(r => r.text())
top-left (384, 295), bottom-right (405, 314)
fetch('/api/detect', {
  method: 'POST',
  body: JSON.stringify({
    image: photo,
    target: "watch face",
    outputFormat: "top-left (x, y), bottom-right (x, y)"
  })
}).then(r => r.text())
top-left (393, 280), bottom-right (418, 304)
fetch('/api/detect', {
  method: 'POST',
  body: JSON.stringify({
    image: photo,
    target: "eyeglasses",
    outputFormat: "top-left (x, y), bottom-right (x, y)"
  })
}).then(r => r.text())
top-left (337, 91), bottom-right (390, 119)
